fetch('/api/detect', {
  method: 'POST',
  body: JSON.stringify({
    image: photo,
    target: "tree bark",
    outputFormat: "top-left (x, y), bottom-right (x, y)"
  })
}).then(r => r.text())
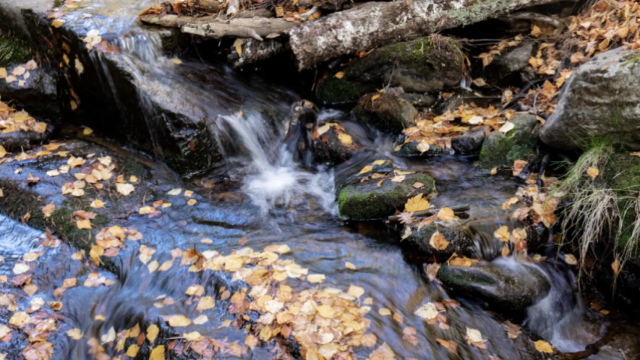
top-left (289, 0), bottom-right (564, 70)
top-left (182, 18), bottom-right (296, 41)
top-left (229, 38), bottom-right (290, 68)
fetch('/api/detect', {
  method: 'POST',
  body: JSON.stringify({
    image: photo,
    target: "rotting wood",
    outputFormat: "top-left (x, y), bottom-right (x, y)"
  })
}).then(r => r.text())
top-left (182, 18), bottom-right (296, 41)
top-left (388, 204), bottom-right (470, 223)
top-left (288, 0), bottom-right (567, 70)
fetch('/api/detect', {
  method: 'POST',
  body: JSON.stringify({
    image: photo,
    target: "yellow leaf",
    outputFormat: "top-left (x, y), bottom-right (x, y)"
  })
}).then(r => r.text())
top-left (335, 72), bottom-right (344, 79)
top-left (149, 345), bottom-right (165, 360)
top-left (494, 226), bottom-right (510, 242)
top-left (405, 194), bottom-right (430, 212)
top-left (378, 308), bottom-right (391, 316)
top-left (148, 260), bottom-right (159, 273)
top-left (76, 219), bottom-right (91, 229)
top-left (345, 262), bottom-right (356, 270)
top-left (42, 202), bottom-right (55, 218)
top-left (90, 199), bottom-right (105, 208)
top-left (587, 167), bottom-right (599, 180)
top-left (116, 183), bottom-right (135, 196)
top-left (307, 274), bottom-right (325, 283)
top-left (371, 94), bottom-right (380, 102)
top-left (534, 340), bottom-right (554, 353)
top-left (196, 296), bottom-right (215, 311)
top-left (437, 207), bottom-right (456, 222)
top-left (168, 315), bottom-right (191, 327)
top-left (316, 305), bottom-right (336, 318)
top-left (429, 231), bottom-right (449, 250)
top-left (338, 132), bottom-right (353, 145)
top-left (146, 324), bottom-right (159, 343)
top-left (359, 165), bottom-right (373, 174)
top-left (83, 127), bottom-right (93, 135)
top-left (0, 146), bottom-right (6, 158)
top-left (52, 19), bottom-right (65, 28)
top-left (183, 331), bottom-right (202, 341)
top-left (170, 58), bottom-right (182, 65)
top-left (233, 38), bottom-right (244, 57)
top-left (66, 328), bottom-right (83, 340)
top-left (193, 314), bottom-right (208, 325)
top-left (490, 167), bottom-right (498, 175)
top-left (564, 254), bottom-right (577, 265)
top-left (126, 344), bottom-right (140, 357)
top-left (347, 285), bottom-right (365, 298)
top-left (187, 199), bottom-right (197, 206)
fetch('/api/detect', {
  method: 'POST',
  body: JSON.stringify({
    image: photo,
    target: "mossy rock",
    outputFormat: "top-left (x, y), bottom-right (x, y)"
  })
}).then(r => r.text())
top-left (355, 93), bottom-right (418, 133)
top-left (405, 223), bottom-right (474, 259)
top-left (337, 173), bottom-right (436, 221)
top-left (604, 153), bottom-right (640, 250)
top-left (479, 114), bottom-right (539, 169)
top-left (316, 36), bottom-right (464, 105)
top-left (0, 36), bottom-right (31, 67)
top-left (394, 141), bottom-right (449, 157)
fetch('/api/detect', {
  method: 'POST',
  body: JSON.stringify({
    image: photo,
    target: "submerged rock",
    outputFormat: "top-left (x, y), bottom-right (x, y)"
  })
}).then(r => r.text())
top-left (337, 173), bottom-right (436, 221)
top-left (283, 100), bottom-right (319, 166)
top-left (355, 93), bottom-right (418, 133)
top-left (437, 259), bottom-right (551, 311)
top-left (540, 48), bottom-right (640, 151)
top-left (394, 140), bottom-right (449, 157)
top-left (479, 114), bottom-right (539, 169)
top-left (317, 37), bottom-right (464, 105)
top-left (405, 223), bottom-right (475, 259)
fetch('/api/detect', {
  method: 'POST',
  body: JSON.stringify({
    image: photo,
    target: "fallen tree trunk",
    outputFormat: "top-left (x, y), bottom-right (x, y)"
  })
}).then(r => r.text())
top-left (229, 38), bottom-right (290, 68)
top-left (289, 0), bottom-right (566, 70)
top-left (138, 9), bottom-right (274, 27)
top-left (182, 18), bottom-right (296, 41)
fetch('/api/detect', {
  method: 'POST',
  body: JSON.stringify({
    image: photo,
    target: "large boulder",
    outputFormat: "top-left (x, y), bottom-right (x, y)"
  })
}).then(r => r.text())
top-left (437, 258), bottom-right (551, 311)
top-left (337, 172), bottom-right (436, 221)
top-left (452, 126), bottom-right (488, 155)
top-left (404, 223), bottom-right (475, 259)
top-left (355, 93), bottom-right (418, 133)
top-left (479, 114), bottom-right (539, 169)
top-left (0, 66), bottom-right (60, 126)
top-left (317, 37), bottom-right (464, 105)
top-left (540, 48), bottom-right (640, 151)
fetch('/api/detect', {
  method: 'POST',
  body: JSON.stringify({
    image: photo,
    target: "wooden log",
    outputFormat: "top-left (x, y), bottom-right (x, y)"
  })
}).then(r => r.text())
top-left (182, 18), bottom-right (296, 41)
top-left (388, 204), bottom-right (470, 223)
top-left (298, 0), bottom-right (350, 11)
top-left (227, 0), bottom-right (239, 17)
top-left (194, 0), bottom-right (220, 13)
top-left (289, 0), bottom-right (566, 70)
top-left (229, 38), bottom-right (290, 68)
top-left (138, 9), bottom-right (275, 28)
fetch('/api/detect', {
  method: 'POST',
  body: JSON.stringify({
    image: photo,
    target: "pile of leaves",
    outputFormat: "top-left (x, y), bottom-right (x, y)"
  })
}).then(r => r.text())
top-left (0, 97), bottom-right (47, 135)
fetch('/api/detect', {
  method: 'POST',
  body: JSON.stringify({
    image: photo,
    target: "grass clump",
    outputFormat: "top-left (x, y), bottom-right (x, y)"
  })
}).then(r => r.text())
top-left (553, 137), bottom-right (640, 278)
top-left (0, 37), bottom-right (31, 67)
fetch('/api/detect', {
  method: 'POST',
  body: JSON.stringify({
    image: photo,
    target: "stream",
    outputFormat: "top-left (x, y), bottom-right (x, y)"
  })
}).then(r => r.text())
top-left (0, 0), bottom-right (628, 359)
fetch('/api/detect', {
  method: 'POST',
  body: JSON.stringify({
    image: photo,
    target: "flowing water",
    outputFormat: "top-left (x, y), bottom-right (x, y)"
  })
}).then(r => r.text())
top-left (0, 1), bottom-right (624, 359)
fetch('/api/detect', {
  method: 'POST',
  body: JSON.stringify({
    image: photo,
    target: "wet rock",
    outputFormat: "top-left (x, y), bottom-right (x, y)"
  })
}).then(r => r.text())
top-left (0, 125), bottom-right (54, 151)
top-left (540, 48), bottom-right (640, 151)
top-left (283, 100), bottom-right (319, 165)
top-left (484, 41), bottom-right (536, 85)
top-left (479, 114), bottom-right (539, 169)
top-left (393, 140), bottom-right (449, 157)
top-left (452, 126), bottom-right (488, 155)
top-left (404, 223), bottom-right (475, 259)
top-left (313, 123), bottom-right (360, 164)
top-left (0, 66), bottom-right (61, 127)
top-left (337, 173), bottom-right (436, 221)
top-left (437, 259), bottom-right (551, 311)
top-left (400, 92), bottom-right (437, 108)
top-left (355, 93), bottom-right (418, 133)
top-left (317, 37), bottom-right (464, 105)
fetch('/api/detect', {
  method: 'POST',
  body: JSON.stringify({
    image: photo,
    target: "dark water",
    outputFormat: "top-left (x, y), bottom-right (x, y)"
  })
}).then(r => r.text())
top-left (0, 1), bottom-right (621, 359)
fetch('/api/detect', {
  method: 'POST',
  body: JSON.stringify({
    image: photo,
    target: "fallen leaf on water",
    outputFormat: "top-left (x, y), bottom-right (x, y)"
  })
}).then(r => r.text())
top-left (115, 183), bottom-right (134, 196)
top-left (437, 207), bottom-right (457, 222)
top-left (193, 314), bottom-right (208, 325)
top-left (183, 331), bottom-right (202, 341)
top-left (360, 165), bottom-right (373, 174)
top-left (347, 285), bottom-right (365, 298)
top-left (149, 345), bottom-right (165, 360)
top-left (534, 340), bottom-right (554, 353)
top-left (146, 325), bottom-right (159, 343)
top-left (168, 188), bottom-right (182, 195)
top-left (187, 199), bottom-right (197, 206)
top-left (126, 344), bottom-right (140, 357)
top-left (369, 342), bottom-right (395, 360)
top-left (345, 262), bottom-right (356, 270)
top-left (405, 193), bottom-right (430, 212)
top-left (378, 308), bottom-right (391, 316)
top-left (170, 58), bottom-right (183, 65)
top-left (168, 315), bottom-right (191, 327)
top-left (415, 302), bottom-right (438, 320)
top-left (587, 167), bottom-right (599, 180)
top-left (66, 328), bottom-right (83, 340)
top-left (13, 263), bottom-right (29, 274)
top-left (436, 338), bottom-right (458, 354)
top-left (307, 274), bottom-right (325, 283)
top-left (465, 327), bottom-right (488, 349)
top-left (101, 327), bottom-right (116, 344)
top-left (494, 226), bottom-right (510, 242)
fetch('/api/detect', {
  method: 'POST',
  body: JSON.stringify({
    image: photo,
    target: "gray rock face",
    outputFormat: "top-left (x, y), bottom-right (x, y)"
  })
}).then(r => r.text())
top-left (437, 258), bottom-right (551, 311)
top-left (484, 41), bottom-right (535, 85)
top-left (452, 126), bottom-right (488, 155)
top-left (355, 93), bottom-right (418, 133)
top-left (317, 37), bottom-right (464, 105)
top-left (405, 223), bottom-right (475, 259)
top-left (479, 114), bottom-right (539, 169)
top-left (540, 48), bottom-right (640, 151)
top-left (0, 67), bottom-right (60, 126)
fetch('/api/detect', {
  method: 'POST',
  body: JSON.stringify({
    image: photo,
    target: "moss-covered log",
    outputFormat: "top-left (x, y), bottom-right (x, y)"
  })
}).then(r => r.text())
top-left (289, 0), bottom-right (565, 70)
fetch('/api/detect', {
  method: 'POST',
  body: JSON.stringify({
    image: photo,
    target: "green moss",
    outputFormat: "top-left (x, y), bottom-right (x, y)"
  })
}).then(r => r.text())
top-left (0, 37), bottom-right (31, 67)
top-left (316, 76), bottom-right (376, 105)
top-left (122, 159), bottom-right (148, 180)
top-left (338, 174), bottom-right (436, 220)
top-left (0, 180), bottom-right (46, 227)
top-left (479, 115), bottom-right (539, 169)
